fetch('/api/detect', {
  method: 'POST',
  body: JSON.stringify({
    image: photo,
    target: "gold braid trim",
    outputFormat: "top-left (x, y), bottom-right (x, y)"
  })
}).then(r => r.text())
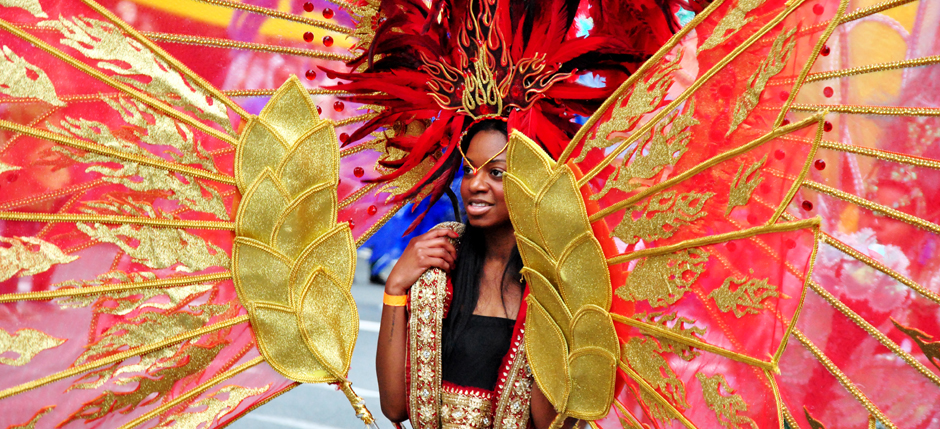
top-left (588, 113), bottom-right (826, 222)
top-left (807, 280), bottom-right (940, 387)
top-left (791, 329), bottom-right (899, 429)
top-left (820, 233), bottom-right (940, 306)
top-left (408, 267), bottom-right (448, 428)
top-left (790, 104), bottom-right (940, 117)
top-left (78, 0), bottom-right (250, 120)
top-left (781, 405), bottom-right (804, 429)
top-left (142, 31), bottom-right (356, 62)
top-left (217, 383), bottom-right (300, 429)
top-left (610, 314), bottom-right (775, 370)
top-left (225, 89), bottom-right (378, 98)
top-left (577, 0), bottom-right (811, 182)
top-left (335, 113), bottom-right (379, 127)
top-left (558, 0), bottom-right (730, 164)
top-left (339, 182), bottom-right (380, 209)
top-left (760, 0), bottom-right (918, 45)
top-left (119, 356), bottom-right (265, 429)
top-left (0, 211), bottom-right (235, 230)
top-left (0, 315), bottom-right (250, 400)
top-left (607, 218), bottom-right (819, 265)
top-left (617, 362), bottom-right (697, 429)
top-left (191, 0), bottom-right (353, 34)
top-left (355, 201), bottom-right (407, 247)
top-left (818, 141), bottom-right (940, 169)
top-left (772, 55), bottom-right (940, 85)
top-left (0, 179), bottom-right (104, 211)
top-left (0, 119), bottom-right (236, 185)
top-left (0, 18), bottom-right (238, 146)
top-left (802, 180), bottom-right (940, 234)
top-left (0, 272), bottom-right (231, 303)
top-left (770, 118), bottom-right (825, 223)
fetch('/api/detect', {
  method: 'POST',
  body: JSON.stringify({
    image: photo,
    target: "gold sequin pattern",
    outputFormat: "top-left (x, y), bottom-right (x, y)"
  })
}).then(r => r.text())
top-left (727, 27), bottom-right (796, 135)
top-left (726, 155), bottom-right (766, 215)
top-left (708, 275), bottom-right (779, 318)
top-left (408, 251), bottom-right (451, 429)
top-left (0, 0), bottom-right (47, 17)
top-left (616, 248), bottom-right (709, 307)
top-left (7, 406), bottom-right (54, 429)
top-left (699, 0), bottom-right (767, 52)
top-left (0, 328), bottom-right (66, 367)
top-left (152, 384), bottom-right (269, 429)
top-left (613, 190), bottom-right (715, 245)
top-left (441, 387), bottom-right (495, 429)
top-left (0, 45), bottom-right (63, 105)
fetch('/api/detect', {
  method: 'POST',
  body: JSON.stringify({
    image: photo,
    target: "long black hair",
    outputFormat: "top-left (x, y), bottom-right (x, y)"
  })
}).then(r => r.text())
top-left (442, 119), bottom-right (524, 360)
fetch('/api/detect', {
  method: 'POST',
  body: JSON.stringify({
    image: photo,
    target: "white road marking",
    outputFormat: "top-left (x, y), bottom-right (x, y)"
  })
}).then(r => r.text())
top-left (242, 414), bottom-right (343, 429)
top-left (359, 320), bottom-right (381, 333)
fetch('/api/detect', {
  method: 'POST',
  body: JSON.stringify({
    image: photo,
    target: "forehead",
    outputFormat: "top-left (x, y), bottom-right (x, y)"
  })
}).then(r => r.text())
top-left (465, 130), bottom-right (508, 163)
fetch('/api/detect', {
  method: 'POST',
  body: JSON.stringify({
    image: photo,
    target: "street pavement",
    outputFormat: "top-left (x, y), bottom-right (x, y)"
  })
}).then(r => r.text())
top-left (229, 252), bottom-right (411, 429)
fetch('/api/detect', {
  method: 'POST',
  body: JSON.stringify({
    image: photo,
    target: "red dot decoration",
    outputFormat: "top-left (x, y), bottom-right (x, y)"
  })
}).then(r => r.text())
top-left (7, 173), bottom-right (18, 182)
top-left (726, 242), bottom-right (737, 252)
top-left (303, 2), bottom-right (314, 12)
top-left (348, 220), bottom-right (355, 229)
top-left (813, 4), bottom-right (824, 15)
top-left (747, 214), bottom-right (758, 224)
top-left (368, 205), bottom-right (378, 216)
top-left (774, 149), bottom-right (786, 160)
top-left (823, 86), bottom-right (834, 97)
top-left (333, 101), bottom-right (344, 112)
top-left (323, 35), bottom-right (334, 47)
top-left (760, 183), bottom-right (771, 194)
top-left (340, 133), bottom-right (349, 143)
top-left (785, 239), bottom-right (796, 249)
top-left (824, 121), bottom-right (833, 132)
top-left (779, 91), bottom-right (789, 101)
top-left (821, 45), bottom-right (831, 56)
top-left (316, 105), bottom-right (322, 115)
top-left (802, 200), bottom-right (814, 211)
top-left (353, 167), bottom-right (365, 178)
top-left (814, 159), bottom-right (826, 170)
top-left (322, 8), bottom-right (334, 19)
top-left (303, 31), bottom-right (314, 42)
top-left (781, 119), bottom-right (790, 126)
top-left (305, 69), bottom-right (316, 80)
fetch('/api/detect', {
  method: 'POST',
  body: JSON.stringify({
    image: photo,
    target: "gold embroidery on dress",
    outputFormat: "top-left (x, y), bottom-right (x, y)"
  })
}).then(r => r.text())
top-left (595, 101), bottom-right (698, 198)
top-left (0, 160), bottom-right (19, 174)
top-left (7, 406), bottom-right (54, 429)
top-left (708, 274), bottom-right (779, 317)
top-left (0, 236), bottom-right (78, 282)
top-left (727, 28), bottom-right (796, 135)
top-left (891, 319), bottom-right (940, 371)
top-left (726, 155), bottom-right (766, 215)
top-left (0, 328), bottom-right (66, 367)
top-left (77, 223), bottom-right (230, 272)
top-left (696, 373), bottom-right (758, 429)
top-left (612, 190), bottom-right (715, 245)
top-left (0, 45), bottom-right (63, 105)
top-left (493, 338), bottom-right (533, 429)
top-left (616, 248), bottom-right (709, 307)
top-left (699, 0), bottom-right (767, 52)
top-left (576, 54), bottom-right (682, 163)
top-left (441, 387), bottom-right (495, 429)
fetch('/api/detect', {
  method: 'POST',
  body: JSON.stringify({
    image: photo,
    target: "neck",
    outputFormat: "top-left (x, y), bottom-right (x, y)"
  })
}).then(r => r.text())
top-left (482, 222), bottom-right (516, 263)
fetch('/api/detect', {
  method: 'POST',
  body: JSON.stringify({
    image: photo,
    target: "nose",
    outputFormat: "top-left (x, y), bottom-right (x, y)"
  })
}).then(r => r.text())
top-left (467, 169), bottom-right (488, 193)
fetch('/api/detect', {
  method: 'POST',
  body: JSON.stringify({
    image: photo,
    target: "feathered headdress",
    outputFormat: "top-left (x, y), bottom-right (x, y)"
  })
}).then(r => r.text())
top-left (334, 0), bottom-right (704, 229)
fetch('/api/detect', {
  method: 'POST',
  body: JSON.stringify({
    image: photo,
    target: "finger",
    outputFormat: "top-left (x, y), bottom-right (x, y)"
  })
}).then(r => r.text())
top-left (426, 256), bottom-right (451, 272)
top-left (423, 239), bottom-right (457, 262)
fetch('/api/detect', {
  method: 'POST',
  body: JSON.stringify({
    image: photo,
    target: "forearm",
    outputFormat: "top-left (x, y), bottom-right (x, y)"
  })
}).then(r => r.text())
top-left (376, 298), bottom-right (409, 422)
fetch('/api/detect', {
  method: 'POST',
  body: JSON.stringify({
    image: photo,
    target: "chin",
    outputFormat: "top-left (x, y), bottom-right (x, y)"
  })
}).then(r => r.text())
top-left (466, 215), bottom-right (510, 230)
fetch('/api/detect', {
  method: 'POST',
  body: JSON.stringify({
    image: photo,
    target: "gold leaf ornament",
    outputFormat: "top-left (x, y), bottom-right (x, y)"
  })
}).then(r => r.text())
top-left (0, 236), bottom-right (78, 282)
top-left (232, 77), bottom-right (374, 424)
top-left (0, 0), bottom-right (48, 18)
top-left (505, 131), bottom-right (619, 421)
top-left (0, 45), bottom-right (63, 105)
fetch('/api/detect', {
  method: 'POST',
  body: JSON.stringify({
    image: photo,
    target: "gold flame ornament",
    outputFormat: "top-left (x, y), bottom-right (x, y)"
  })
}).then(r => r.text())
top-left (504, 131), bottom-right (620, 425)
top-left (232, 76), bottom-right (375, 426)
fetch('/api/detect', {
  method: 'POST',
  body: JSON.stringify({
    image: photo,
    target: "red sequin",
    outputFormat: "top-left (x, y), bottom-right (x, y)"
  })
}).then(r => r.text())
top-left (802, 200), bottom-right (814, 211)
top-left (781, 119), bottom-right (790, 126)
top-left (340, 133), bottom-right (349, 143)
top-left (813, 4), bottom-right (824, 15)
top-left (305, 70), bottom-right (316, 80)
top-left (823, 87), bottom-right (833, 97)
top-left (726, 242), bottom-right (737, 252)
top-left (368, 205), bottom-right (378, 216)
top-left (774, 149), bottom-right (785, 160)
top-left (824, 121), bottom-right (833, 132)
top-left (323, 35), bottom-right (334, 47)
top-left (814, 159), bottom-right (826, 170)
top-left (353, 167), bottom-right (365, 178)
top-left (779, 91), bottom-right (789, 101)
top-left (303, 31), bottom-right (314, 42)
top-left (323, 8), bottom-right (334, 19)
top-left (348, 220), bottom-right (355, 229)
top-left (303, 2), bottom-right (314, 12)
top-left (785, 239), bottom-right (796, 249)
top-left (316, 105), bottom-right (322, 115)
top-left (821, 45), bottom-right (831, 56)
top-left (334, 101), bottom-right (344, 112)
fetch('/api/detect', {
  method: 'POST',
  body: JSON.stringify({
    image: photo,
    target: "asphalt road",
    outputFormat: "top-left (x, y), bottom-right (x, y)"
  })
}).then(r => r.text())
top-left (229, 252), bottom-right (411, 429)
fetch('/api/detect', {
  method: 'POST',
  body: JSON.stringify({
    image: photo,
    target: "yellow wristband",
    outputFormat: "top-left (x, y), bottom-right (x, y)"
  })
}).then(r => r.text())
top-left (383, 292), bottom-right (408, 307)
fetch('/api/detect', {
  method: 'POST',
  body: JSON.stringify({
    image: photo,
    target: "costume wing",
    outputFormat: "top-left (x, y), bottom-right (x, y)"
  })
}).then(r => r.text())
top-left (0, 1), bottom-right (396, 427)
top-left (506, 0), bottom-right (940, 427)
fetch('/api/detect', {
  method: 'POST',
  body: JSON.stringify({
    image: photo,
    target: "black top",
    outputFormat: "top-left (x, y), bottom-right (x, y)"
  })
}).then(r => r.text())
top-left (441, 314), bottom-right (516, 391)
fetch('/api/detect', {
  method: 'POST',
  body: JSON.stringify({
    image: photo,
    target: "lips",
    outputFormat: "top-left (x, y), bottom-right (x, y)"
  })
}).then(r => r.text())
top-left (465, 199), bottom-right (493, 216)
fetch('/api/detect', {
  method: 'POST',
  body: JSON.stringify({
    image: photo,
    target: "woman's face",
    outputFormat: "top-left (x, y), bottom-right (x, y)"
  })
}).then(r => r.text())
top-left (461, 130), bottom-right (511, 229)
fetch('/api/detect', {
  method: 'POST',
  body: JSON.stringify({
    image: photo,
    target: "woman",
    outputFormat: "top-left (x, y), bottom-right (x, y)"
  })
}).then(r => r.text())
top-left (376, 120), bottom-right (564, 429)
